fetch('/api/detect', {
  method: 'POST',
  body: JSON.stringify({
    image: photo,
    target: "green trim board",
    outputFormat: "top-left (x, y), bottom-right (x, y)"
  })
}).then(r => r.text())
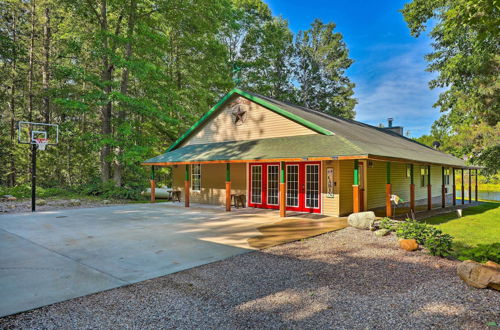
top-left (166, 88), bottom-right (333, 152)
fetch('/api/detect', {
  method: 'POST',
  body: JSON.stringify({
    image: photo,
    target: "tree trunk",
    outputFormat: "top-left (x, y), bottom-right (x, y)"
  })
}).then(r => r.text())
top-left (100, 0), bottom-right (112, 182)
top-left (113, 0), bottom-right (137, 186)
top-left (8, 14), bottom-right (18, 187)
top-left (28, 0), bottom-right (36, 123)
top-left (42, 5), bottom-right (51, 123)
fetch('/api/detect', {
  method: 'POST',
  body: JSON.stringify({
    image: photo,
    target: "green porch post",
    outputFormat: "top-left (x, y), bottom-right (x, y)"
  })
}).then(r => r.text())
top-left (461, 168), bottom-right (465, 205)
top-left (441, 166), bottom-right (446, 208)
top-left (386, 162), bottom-right (392, 217)
top-left (352, 160), bottom-right (360, 213)
top-left (225, 163), bottom-right (231, 211)
top-left (468, 169), bottom-right (472, 204)
top-left (410, 164), bottom-right (415, 212)
top-left (427, 165), bottom-right (432, 210)
top-left (150, 166), bottom-right (156, 203)
top-left (185, 164), bottom-right (190, 207)
top-left (475, 169), bottom-right (478, 202)
top-left (280, 161), bottom-right (286, 217)
top-left (452, 168), bottom-right (456, 205)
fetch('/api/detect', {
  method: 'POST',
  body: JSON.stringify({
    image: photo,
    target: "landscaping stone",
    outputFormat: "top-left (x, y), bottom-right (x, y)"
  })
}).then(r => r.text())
top-left (457, 260), bottom-right (500, 291)
top-left (35, 199), bottom-right (47, 206)
top-left (1, 195), bottom-right (17, 201)
top-left (375, 228), bottom-right (390, 237)
top-left (399, 239), bottom-right (418, 251)
top-left (68, 199), bottom-right (81, 206)
top-left (347, 211), bottom-right (375, 229)
top-left (102, 200), bottom-right (111, 205)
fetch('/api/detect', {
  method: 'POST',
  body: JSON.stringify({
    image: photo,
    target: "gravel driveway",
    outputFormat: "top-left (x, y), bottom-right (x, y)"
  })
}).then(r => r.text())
top-left (1, 227), bottom-right (498, 329)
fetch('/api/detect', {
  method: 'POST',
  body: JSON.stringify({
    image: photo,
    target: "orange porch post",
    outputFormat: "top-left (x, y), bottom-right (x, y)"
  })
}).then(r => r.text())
top-left (352, 160), bottom-right (360, 213)
top-left (386, 162), bottom-right (392, 217)
top-left (279, 161), bottom-right (286, 217)
top-left (475, 169), bottom-right (478, 202)
top-left (150, 166), bottom-right (156, 203)
top-left (409, 164), bottom-right (415, 212)
top-left (184, 164), bottom-right (190, 207)
top-left (452, 168), bottom-right (456, 206)
top-left (225, 163), bottom-right (231, 212)
top-left (427, 165), bottom-right (432, 210)
top-left (468, 169), bottom-right (472, 204)
top-left (461, 168), bottom-right (465, 205)
top-left (441, 166), bottom-right (446, 208)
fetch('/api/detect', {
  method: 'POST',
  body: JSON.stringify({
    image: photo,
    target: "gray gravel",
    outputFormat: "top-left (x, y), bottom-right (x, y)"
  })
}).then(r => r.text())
top-left (1, 227), bottom-right (498, 329)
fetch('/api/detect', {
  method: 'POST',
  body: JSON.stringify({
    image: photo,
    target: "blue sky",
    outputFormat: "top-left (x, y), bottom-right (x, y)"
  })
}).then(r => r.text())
top-left (267, 0), bottom-right (442, 137)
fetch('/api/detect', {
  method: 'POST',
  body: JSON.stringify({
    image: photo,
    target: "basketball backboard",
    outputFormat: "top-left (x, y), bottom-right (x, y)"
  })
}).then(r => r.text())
top-left (17, 121), bottom-right (59, 146)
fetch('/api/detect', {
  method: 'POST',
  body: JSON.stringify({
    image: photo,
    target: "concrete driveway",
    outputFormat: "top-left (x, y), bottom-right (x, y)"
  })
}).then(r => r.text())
top-left (0, 203), bottom-right (346, 317)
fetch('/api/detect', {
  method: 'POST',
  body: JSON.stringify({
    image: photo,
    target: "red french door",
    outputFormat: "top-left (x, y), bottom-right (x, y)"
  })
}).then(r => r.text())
top-left (248, 162), bottom-right (321, 213)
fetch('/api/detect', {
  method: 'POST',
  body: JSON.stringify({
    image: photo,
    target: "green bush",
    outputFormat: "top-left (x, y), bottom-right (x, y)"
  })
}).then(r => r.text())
top-left (395, 219), bottom-right (454, 257)
top-left (0, 184), bottom-right (75, 198)
top-left (378, 217), bottom-right (398, 231)
top-left (78, 180), bottom-right (144, 200)
top-left (457, 243), bottom-right (500, 263)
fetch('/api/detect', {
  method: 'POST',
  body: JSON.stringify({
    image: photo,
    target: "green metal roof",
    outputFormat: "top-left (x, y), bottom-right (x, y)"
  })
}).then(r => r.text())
top-left (145, 89), bottom-right (468, 167)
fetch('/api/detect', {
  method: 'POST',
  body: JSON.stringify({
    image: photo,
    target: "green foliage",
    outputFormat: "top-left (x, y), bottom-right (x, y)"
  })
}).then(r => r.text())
top-left (0, 184), bottom-right (77, 199)
top-left (395, 219), bottom-right (454, 257)
top-left (78, 180), bottom-right (145, 200)
top-left (456, 243), bottom-right (500, 264)
top-left (401, 0), bottom-right (499, 176)
top-left (378, 217), bottom-right (398, 231)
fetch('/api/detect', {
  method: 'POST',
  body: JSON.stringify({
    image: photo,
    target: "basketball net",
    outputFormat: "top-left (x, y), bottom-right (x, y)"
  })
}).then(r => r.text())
top-left (34, 138), bottom-right (49, 151)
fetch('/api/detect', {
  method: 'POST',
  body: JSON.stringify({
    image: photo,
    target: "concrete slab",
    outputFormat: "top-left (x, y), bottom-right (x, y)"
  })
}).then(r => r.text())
top-left (0, 203), bottom-right (346, 317)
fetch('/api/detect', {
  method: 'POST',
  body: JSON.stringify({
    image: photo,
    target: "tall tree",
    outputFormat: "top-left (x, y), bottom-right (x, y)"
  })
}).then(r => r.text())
top-left (401, 0), bottom-right (499, 174)
top-left (294, 19), bottom-right (356, 119)
top-left (239, 16), bottom-right (295, 99)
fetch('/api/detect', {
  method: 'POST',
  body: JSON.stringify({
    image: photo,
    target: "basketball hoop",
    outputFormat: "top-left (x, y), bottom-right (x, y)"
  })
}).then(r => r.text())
top-left (34, 138), bottom-right (49, 151)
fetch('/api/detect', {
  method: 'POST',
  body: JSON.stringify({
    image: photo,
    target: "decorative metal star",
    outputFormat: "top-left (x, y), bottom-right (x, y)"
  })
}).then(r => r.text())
top-left (231, 105), bottom-right (247, 126)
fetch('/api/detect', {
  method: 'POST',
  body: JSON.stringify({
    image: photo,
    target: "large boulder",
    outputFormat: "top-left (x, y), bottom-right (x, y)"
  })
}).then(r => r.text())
top-left (457, 260), bottom-right (500, 291)
top-left (399, 239), bottom-right (419, 251)
top-left (347, 211), bottom-right (375, 230)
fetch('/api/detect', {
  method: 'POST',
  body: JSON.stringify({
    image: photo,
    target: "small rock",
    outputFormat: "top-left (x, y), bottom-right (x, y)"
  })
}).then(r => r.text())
top-left (457, 260), bottom-right (500, 290)
top-left (1, 195), bottom-right (17, 201)
top-left (399, 239), bottom-right (418, 251)
top-left (36, 199), bottom-right (47, 206)
top-left (68, 199), bottom-right (81, 206)
top-left (347, 211), bottom-right (375, 230)
top-left (102, 199), bottom-right (111, 205)
top-left (7, 204), bottom-right (16, 209)
top-left (375, 229), bottom-right (390, 237)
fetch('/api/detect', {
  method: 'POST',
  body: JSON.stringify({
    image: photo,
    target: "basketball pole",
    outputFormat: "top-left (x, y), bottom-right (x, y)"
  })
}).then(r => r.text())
top-left (31, 143), bottom-right (36, 212)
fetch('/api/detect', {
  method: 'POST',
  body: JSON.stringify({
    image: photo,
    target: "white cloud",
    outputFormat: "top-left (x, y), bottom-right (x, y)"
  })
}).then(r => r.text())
top-left (350, 40), bottom-right (444, 137)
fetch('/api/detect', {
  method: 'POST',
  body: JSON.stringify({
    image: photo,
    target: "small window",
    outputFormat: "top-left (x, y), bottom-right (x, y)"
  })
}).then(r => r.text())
top-left (444, 168), bottom-right (451, 185)
top-left (420, 166), bottom-right (428, 187)
top-left (406, 164), bottom-right (412, 178)
top-left (191, 164), bottom-right (201, 191)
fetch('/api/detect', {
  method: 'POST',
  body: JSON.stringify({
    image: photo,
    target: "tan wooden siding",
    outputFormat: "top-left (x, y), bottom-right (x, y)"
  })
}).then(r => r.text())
top-left (172, 163), bottom-right (246, 205)
top-left (339, 160), bottom-right (354, 216)
top-left (182, 96), bottom-right (317, 147)
top-left (366, 161), bottom-right (453, 210)
top-left (321, 160), bottom-right (340, 216)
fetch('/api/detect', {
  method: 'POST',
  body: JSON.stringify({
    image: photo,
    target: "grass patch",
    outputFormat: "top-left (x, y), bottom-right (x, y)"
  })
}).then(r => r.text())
top-left (424, 202), bottom-right (500, 262)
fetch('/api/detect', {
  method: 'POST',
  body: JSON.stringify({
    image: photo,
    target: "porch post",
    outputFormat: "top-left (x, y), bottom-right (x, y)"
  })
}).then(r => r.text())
top-left (184, 164), bottom-right (190, 207)
top-left (410, 164), bottom-right (415, 212)
top-left (279, 161), bottom-right (286, 217)
top-left (427, 165), bottom-right (432, 210)
top-left (150, 166), bottom-right (156, 203)
top-left (386, 162), bottom-right (392, 217)
top-left (441, 166), bottom-right (446, 208)
top-left (225, 163), bottom-right (231, 212)
top-left (352, 160), bottom-right (360, 213)
top-left (475, 169), bottom-right (478, 202)
top-left (461, 168), bottom-right (465, 205)
top-left (468, 169), bottom-right (472, 204)
top-left (452, 168), bottom-right (456, 205)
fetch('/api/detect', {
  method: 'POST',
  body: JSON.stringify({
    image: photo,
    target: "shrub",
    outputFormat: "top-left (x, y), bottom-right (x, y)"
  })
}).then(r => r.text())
top-left (395, 219), bottom-right (454, 257)
top-left (378, 217), bottom-right (399, 231)
top-left (78, 180), bottom-right (144, 200)
top-left (457, 243), bottom-right (500, 263)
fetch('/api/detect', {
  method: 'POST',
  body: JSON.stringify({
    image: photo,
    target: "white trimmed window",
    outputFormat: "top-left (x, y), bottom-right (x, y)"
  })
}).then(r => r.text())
top-left (420, 166), bottom-right (428, 187)
top-left (444, 168), bottom-right (451, 185)
top-left (191, 164), bottom-right (201, 191)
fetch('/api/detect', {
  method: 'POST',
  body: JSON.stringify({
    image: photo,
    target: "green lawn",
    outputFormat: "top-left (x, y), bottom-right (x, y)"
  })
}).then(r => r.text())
top-left (424, 202), bottom-right (500, 262)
